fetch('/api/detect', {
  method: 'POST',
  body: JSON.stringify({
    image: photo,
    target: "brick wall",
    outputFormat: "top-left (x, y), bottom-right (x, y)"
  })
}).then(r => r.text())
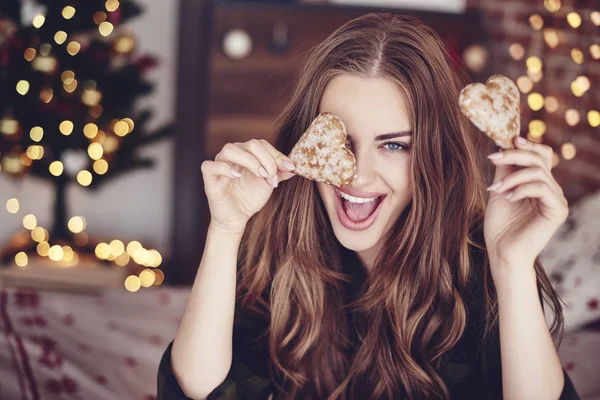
top-left (466, 0), bottom-right (600, 204)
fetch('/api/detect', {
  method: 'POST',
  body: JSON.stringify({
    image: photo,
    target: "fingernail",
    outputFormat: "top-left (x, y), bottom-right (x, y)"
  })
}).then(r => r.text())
top-left (259, 167), bottom-right (269, 178)
top-left (516, 137), bottom-right (527, 145)
top-left (281, 160), bottom-right (296, 171)
top-left (231, 170), bottom-right (242, 178)
top-left (487, 152), bottom-right (503, 160)
top-left (503, 192), bottom-right (513, 199)
top-left (487, 181), bottom-right (502, 191)
top-left (272, 176), bottom-right (278, 188)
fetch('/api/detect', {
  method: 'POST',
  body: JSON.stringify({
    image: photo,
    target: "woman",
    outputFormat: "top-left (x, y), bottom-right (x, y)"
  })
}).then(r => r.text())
top-left (158, 13), bottom-right (580, 400)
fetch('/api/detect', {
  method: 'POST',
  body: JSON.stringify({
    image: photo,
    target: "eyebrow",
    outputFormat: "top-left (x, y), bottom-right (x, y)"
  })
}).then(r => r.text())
top-left (346, 131), bottom-right (413, 141)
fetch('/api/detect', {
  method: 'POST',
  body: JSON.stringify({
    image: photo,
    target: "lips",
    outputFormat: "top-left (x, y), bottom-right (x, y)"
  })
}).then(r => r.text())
top-left (333, 189), bottom-right (386, 231)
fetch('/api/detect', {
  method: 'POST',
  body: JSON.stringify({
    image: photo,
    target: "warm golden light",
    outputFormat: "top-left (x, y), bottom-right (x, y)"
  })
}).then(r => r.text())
top-left (139, 269), bottom-right (156, 287)
top-left (95, 243), bottom-right (111, 259)
top-left (590, 44), bottom-right (600, 60)
top-left (6, 198), bottom-right (19, 214)
top-left (110, 240), bottom-right (125, 256)
top-left (115, 35), bottom-right (135, 53)
top-left (37, 242), bottom-right (50, 257)
top-left (527, 69), bottom-right (543, 83)
top-left (103, 136), bottom-right (119, 153)
top-left (529, 14), bottom-right (544, 30)
top-left (544, 96), bottom-right (559, 113)
top-left (62, 6), bottom-right (76, 19)
top-left (571, 80), bottom-right (586, 97)
top-left (126, 241), bottom-right (142, 256)
top-left (125, 275), bottom-right (141, 292)
top-left (62, 246), bottom-right (74, 262)
top-left (63, 79), bottom-right (78, 93)
top-left (526, 57), bottom-right (543, 73)
top-left (15, 252), bottom-right (28, 267)
top-left (48, 245), bottom-right (64, 261)
top-left (527, 93), bottom-right (544, 111)
top-left (83, 123), bottom-right (99, 139)
top-left (106, 0), bottom-right (120, 12)
top-left (561, 143), bottom-right (576, 160)
top-left (82, 89), bottom-right (102, 106)
top-left (93, 12), bottom-right (107, 24)
top-left (30, 126), bottom-right (44, 142)
top-left (133, 248), bottom-right (149, 265)
top-left (543, 0), bottom-right (561, 12)
top-left (93, 159), bottom-right (109, 175)
top-left (0, 118), bottom-right (18, 135)
top-left (24, 48), bottom-right (36, 61)
top-left (153, 269), bottom-right (165, 286)
top-left (114, 121), bottom-right (129, 136)
top-left (592, 12), bottom-right (600, 26)
top-left (99, 22), bottom-right (114, 37)
top-left (16, 80), bottom-right (30, 95)
top-left (49, 161), bottom-right (64, 176)
top-left (567, 12), bottom-right (582, 28)
top-left (67, 41), bottom-right (81, 56)
top-left (77, 171), bottom-right (93, 186)
top-left (516, 76), bottom-right (533, 93)
top-left (543, 29), bottom-right (559, 48)
top-left (529, 120), bottom-right (546, 137)
top-left (54, 31), bottom-right (67, 44)
top-left (40, 88), bottom-right (54, 103)
top-left (588, 110), bottom-right (600, 127)
top-left (509, 43), bottom-right (525, 60)
top-left (123, 118), bottom-right (134, 132)
top-left (33, 15), bottom-right (45, 28)
top-left (114, 252), bottom-right (130, 267)
top-left (565, 109), bottom-right (580, 126)
top-left (149, 249), bottom-right (162, 267)
top-left (23, 214), bottom-right (37, 230)
top-left (68, 216), bottom-right (86, 233)
top-left (26, 145), bottom-right (44, 160)
top-left (571, 48), bottom-right (584, 64)
top-left (61, 70), bottom-right (75, 84)
top-left (575, 76), bottom-right (590, 92)
top-left (60, 120), bottom-right (74, 135)
top-left (31, 226), bottom-right (48, 242)
top-left (88, 142), bottom-right (104, 160)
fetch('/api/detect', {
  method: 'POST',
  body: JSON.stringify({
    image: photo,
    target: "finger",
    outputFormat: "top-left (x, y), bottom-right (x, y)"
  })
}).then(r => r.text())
top-left (503, 181), bottom-right (568, 219)
top-left (513, 136), bottom-right (553, 171)
top-left (491, 149), bottom-right (514, 184)
top-left (215, 143), bottom-right (267, 179)
top-left (487, 147), bottom-right (549, 173)
top-left (240, 139), bottom-right (280, 179)
top-left (201, 160), bottom-right (241, 183)
top-left (257, 139), bottom-right (296, 173)
top-left (487, 166), bottom-right (563, 198)
top-left (277, 170), bottom-right (297, 182)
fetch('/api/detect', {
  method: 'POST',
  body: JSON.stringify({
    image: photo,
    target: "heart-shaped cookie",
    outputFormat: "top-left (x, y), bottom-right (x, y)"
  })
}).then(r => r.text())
top-left (288, 112), bottom-right (357, 187)
top-left (459, 74), bottom-right (520, 149)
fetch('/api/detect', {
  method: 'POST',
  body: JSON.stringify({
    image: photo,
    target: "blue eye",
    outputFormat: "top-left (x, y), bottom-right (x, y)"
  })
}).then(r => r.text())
top-left (382, 142), bottom-right (407, 153)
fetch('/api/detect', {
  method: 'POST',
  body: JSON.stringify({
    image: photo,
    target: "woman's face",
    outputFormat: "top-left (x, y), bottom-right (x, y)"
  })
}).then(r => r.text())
top-left (316, 74), bottom-right (413, 268)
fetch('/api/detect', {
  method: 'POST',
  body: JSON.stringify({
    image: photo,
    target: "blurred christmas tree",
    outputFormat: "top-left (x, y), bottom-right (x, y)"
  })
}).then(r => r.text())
top-left (0, 0), bottom-right (172, 264)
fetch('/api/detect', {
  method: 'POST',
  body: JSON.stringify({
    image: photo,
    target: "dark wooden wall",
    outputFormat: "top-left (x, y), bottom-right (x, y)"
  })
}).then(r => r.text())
top-left (168, 0), bottom-right (490, 284)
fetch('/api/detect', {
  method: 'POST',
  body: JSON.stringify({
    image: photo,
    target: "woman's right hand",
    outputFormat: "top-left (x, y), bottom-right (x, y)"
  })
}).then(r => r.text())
top-left (201, 139), bottom-right (296, 234)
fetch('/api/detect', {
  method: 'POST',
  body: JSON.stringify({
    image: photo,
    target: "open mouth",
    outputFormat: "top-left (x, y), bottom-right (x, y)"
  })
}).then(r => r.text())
top-left (333, 189), bottom-right (386, 231)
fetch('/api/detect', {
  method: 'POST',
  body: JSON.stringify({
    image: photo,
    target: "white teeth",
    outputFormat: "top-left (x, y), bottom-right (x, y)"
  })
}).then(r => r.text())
top-left (339, 191), bottom-right (378, 204)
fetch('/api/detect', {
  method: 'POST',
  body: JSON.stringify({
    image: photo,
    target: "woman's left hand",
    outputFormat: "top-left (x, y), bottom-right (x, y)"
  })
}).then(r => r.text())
top-left (483, 136), bottom-right (569, 272)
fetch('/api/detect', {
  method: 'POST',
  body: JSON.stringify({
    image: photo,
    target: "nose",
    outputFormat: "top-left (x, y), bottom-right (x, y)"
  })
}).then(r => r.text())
top-left (351, 149), bottom-right (375, 187)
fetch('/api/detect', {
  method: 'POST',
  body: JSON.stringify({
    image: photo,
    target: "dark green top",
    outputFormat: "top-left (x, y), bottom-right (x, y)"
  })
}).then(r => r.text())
top-left (157, 306), bottom-right (580, 399)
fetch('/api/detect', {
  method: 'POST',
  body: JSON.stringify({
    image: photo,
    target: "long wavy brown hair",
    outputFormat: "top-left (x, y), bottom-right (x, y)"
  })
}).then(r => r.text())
top-left (235, 12), bottom-right (564, 399)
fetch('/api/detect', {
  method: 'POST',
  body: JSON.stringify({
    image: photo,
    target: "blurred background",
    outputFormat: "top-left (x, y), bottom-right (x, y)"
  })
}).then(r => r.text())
top-left (0, 0), bottom-right (598, 399)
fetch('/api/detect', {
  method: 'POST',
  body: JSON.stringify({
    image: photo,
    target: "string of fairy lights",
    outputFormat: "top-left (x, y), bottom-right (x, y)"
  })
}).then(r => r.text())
top-left (1, 0), bottom-right (164, 292)
top-left (508, 0), bottom-right (599, 168)
top-left (4, 196), bottom-right (165, 292)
